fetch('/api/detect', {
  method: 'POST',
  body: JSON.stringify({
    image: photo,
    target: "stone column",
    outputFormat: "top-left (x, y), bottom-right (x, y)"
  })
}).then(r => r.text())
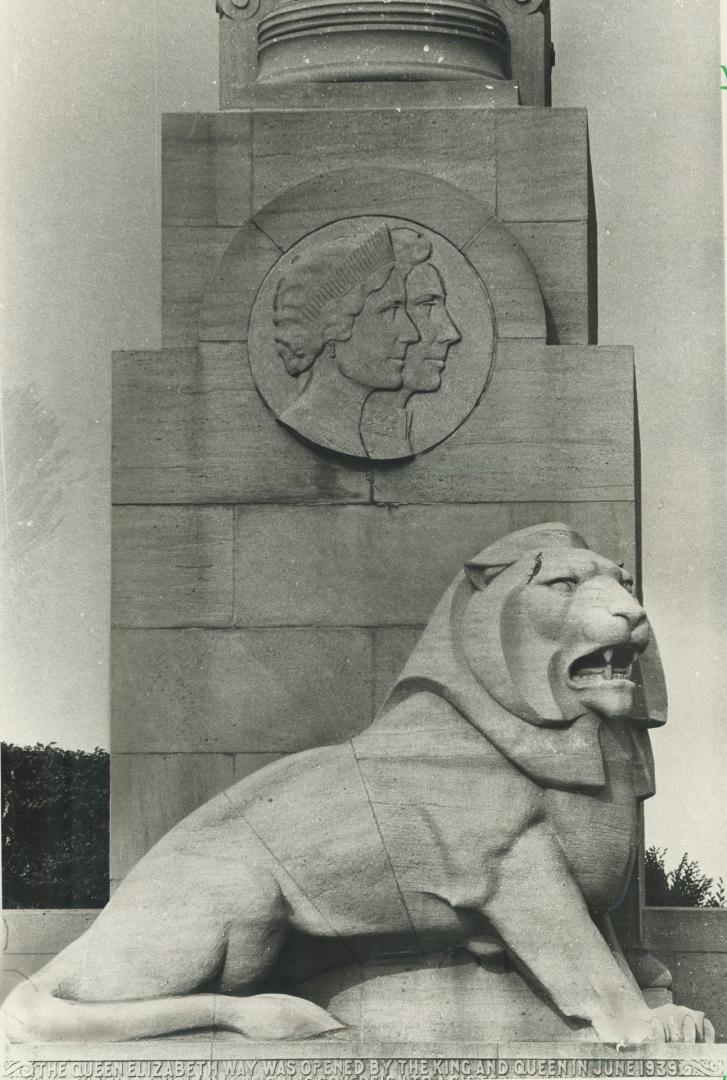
top-left (218, 0), bottom-right (552, 107)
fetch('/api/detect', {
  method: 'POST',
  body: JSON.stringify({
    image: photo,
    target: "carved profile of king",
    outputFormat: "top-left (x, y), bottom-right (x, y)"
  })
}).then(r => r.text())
top-left (361, 229), bottom-right (461, 459)
top-left (273, 225), bottom-right (426, 457)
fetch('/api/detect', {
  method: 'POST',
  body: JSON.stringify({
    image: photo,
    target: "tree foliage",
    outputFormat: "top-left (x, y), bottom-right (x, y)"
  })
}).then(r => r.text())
top-left (2, 742), bottom-right (109, 908)
top-left (645, 845), bottom-right (726, 908)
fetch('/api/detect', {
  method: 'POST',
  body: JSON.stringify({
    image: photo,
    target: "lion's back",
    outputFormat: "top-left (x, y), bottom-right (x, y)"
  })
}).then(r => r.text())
top-left (134, 741), bottom-right (421, 938)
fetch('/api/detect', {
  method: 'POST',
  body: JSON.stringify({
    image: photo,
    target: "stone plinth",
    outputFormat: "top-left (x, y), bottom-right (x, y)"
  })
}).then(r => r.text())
top-left (7, 1040), bottom-right (727, 1076)
top-left (7, 907), bottom-right (727, 1039)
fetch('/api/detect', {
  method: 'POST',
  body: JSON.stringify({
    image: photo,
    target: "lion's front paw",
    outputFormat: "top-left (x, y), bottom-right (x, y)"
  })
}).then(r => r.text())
top-left (592, 1005), bottom-right (715, 1047)
top-left (216, 993), bottom-right (345, 1040)
top-left (648, 1004), bottom-right (715, 1043)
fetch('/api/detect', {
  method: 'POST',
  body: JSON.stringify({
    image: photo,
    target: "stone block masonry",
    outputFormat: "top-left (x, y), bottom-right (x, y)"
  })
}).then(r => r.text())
top-left (110, 98), bottom-right (633, 884)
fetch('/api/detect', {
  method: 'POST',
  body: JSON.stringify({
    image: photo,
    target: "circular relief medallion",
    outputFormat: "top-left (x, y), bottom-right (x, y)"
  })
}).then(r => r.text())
top-left (249, 218), bottom-right (494, 461)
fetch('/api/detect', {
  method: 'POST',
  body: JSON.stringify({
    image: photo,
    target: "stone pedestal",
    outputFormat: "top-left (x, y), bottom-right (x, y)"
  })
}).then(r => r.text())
top-left (9, 1039), bottom-right (727, 1077)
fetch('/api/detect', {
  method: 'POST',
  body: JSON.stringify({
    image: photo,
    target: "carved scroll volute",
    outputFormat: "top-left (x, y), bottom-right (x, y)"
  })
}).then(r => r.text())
top-left (217, 0), bottom-right (264, 25)
top-left (218, 0), bottom-right (270, 105)
top-left (487, 0), bottom-right (552, 105)
top-left (216, 0), bottom-right (252, 17)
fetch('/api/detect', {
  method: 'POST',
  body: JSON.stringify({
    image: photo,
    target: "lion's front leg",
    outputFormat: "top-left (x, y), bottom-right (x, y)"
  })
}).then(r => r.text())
top-left (481, 822), bottom-right (714, 1045)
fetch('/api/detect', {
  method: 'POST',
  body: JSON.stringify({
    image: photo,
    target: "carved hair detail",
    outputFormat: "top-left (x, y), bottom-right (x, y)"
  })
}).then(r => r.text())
top-left (272, 227), bottom-right (394, 376)
top-left (305, 226), bottom-right (396, 321)
top-left (391, 227), bottom-right (432, 278)
top-left (272, 225), bottom-right (431, 378)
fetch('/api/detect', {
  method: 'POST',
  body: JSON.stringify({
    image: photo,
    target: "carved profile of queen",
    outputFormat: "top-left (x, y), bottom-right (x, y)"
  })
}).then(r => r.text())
top-left (272, 225), bottom-right (422, 457)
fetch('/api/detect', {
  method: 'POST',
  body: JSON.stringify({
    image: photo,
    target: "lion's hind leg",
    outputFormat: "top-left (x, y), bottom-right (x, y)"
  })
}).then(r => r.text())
top-left (2, 853), bottom-right (340, 1043)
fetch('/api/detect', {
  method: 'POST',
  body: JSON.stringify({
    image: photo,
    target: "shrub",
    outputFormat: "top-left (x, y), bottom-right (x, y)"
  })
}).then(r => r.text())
top-left (1, 742), bottom-right (109, 908)
top-left (645, 845), bottom-right (725, 908)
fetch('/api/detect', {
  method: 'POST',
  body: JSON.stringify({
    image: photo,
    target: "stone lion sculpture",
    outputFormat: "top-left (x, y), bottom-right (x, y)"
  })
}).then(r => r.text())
top-left (3, 523), bottom-right (715, 1045)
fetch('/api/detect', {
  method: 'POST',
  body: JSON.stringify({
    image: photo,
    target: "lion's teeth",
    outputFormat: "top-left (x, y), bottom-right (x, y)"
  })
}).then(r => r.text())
top-left (602, 648), bottom-right (614, 664)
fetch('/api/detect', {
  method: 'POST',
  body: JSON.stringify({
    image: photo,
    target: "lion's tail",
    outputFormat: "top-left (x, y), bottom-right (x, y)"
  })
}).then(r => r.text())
top-left (1, 978), bottom-right (343, 1044)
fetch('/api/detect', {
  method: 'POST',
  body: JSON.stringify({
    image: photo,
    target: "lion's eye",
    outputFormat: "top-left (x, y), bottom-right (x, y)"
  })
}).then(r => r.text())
top-left (545, 577), bottom-right (576, 593)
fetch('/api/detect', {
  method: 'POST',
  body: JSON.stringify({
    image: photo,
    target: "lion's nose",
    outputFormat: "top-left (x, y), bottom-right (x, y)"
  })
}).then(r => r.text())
top-left (608, 592), bottom-right (647, 631)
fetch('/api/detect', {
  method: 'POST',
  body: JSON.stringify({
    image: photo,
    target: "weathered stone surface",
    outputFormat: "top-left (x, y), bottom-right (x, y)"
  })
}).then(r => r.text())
top-left (233, 503), bottom-right (512, 626)
top-left (233, 752), bottom-right (286, 782)
top-left (298, 959), bottom-right (593, 1042)
top-left (233, 502), bottom-right (634, 630)
top-left (110, 753), bottom-right (235, 879)
top-left (162, 227), bottom-right (238, 347)
top-left (463, 219), bottom-right (547, 340)
top-left (163, 228), bottom-right (240, 302)
top-left (508, 502), bottom-right (636, 572)
top-left (112, 506), bottom-right (234, 627)
top-left (162, 113), bottom-right (252, 227)
top-left (112, 628), bottom-right (374, 751)
top-left (198, 341), bottom-right (256, 387)
top-left (3, 911), bottom-right (98, 955)
top-left (644, 908), bottom-right (727, 953)
top-left (2, 958), bottom-right (48, 1006)
top-left (508, 221), bottom-right (589, 344)
top-left (642, 909), bottom-right (727, 1039)
top-left (372, 626), bottom-right (424, 711)
top-left (496, 109), bottom-right (589, 222)
top-left (251, 109), bottom-right (496, 215)
top-left (6, 1037), bottom-right (213, 1060)
top-left (252, 167), bottom-right (490, 253)
top-left (2, 912), bottom-right (99, 1006)
top-left (199, 221), bottom-right (282, 342)
top-left (112, 349), bottom-right (370, 504)
top-left (8, 1039), bottom-right (727, 1065)
top-left (371, 343), bottom-right (634, 504)
top-left (222, 78), bottom-right (518, 112)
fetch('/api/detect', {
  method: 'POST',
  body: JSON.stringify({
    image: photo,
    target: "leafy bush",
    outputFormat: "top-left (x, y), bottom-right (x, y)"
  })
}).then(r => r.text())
top-left (2, 742), bottom-right (109, 908)
top-left (645, 845), bottom-right (725, 908)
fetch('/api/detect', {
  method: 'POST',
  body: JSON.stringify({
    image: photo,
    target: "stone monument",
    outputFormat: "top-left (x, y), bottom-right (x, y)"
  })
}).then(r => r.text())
top-left (1, 523), bottom-right (715, 1045)
top-left (4, 0), bottom-right (724, 1071)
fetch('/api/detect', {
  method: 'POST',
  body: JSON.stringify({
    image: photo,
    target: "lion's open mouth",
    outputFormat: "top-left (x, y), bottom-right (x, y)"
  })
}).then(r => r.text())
top-left (568, 646), bottom-right (637, 687)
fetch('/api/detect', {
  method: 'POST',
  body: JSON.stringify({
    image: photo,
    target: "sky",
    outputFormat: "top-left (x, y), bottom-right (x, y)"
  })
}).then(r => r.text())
top-left (0, 1), bottom-right (725, 886)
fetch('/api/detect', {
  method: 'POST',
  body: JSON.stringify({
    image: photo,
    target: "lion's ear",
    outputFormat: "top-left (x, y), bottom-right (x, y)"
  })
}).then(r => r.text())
top-left (463, 561), bottom-right (512, 591)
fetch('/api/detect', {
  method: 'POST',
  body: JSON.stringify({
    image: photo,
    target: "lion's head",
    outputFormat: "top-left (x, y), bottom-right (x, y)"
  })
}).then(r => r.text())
top-left (454, 523), bottom-right (663, 725)
top-left (378, 523), bottom-right (665, 790)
